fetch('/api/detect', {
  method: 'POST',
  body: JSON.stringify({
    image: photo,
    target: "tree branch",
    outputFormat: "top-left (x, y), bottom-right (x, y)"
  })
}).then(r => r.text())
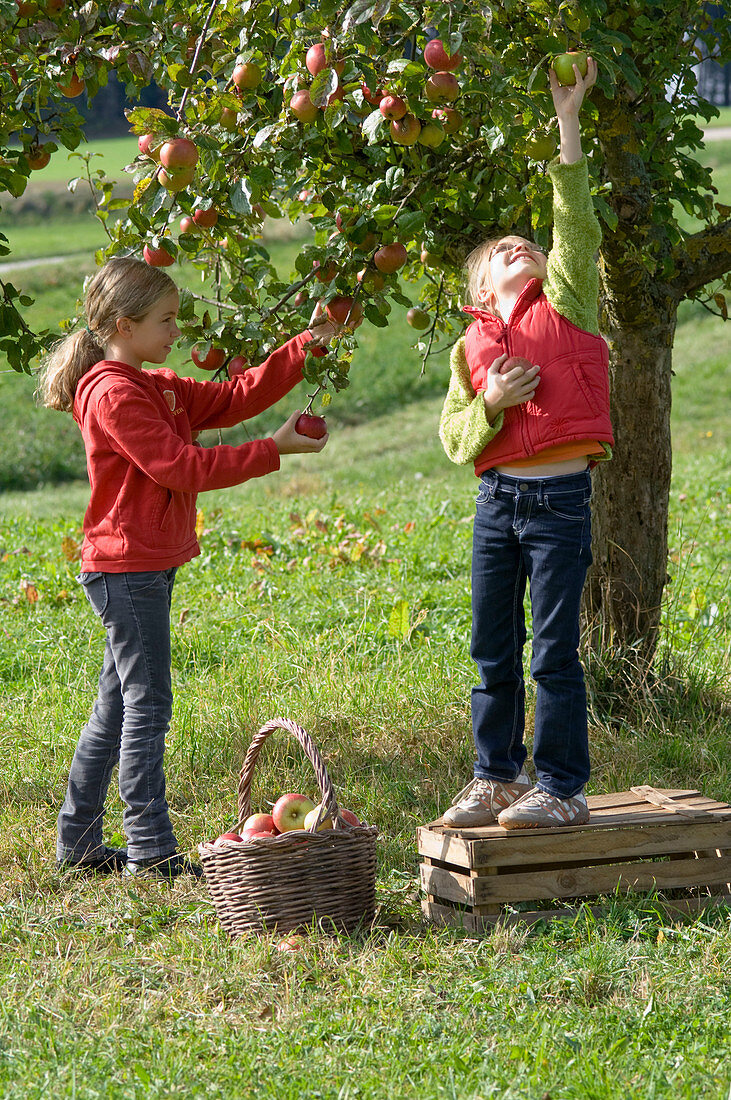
top-left (670, 219), bottom-right (731, 298)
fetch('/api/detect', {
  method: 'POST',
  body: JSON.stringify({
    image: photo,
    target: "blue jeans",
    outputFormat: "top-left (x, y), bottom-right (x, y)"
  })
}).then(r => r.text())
top-left (56, 569), bottom-right (178, 863)
top-left (470, 470), bottom-right (593, 798)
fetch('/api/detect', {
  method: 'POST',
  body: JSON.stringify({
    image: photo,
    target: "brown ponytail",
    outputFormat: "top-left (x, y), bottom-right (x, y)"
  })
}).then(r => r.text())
top-left (37, 257), bottom-right (177, 413)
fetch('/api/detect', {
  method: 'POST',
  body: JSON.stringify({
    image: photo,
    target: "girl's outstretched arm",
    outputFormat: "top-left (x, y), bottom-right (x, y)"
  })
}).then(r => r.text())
top-left (549, 56), bottom-right (597, 164)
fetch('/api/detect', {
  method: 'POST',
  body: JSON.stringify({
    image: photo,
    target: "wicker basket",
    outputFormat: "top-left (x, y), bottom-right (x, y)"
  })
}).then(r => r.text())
top-left (199, 718), bottom-right (378, 937)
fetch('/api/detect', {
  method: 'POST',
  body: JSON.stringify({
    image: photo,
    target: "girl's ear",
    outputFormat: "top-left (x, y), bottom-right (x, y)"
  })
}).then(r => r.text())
top-left (116, 316), bottom-right (133, 338)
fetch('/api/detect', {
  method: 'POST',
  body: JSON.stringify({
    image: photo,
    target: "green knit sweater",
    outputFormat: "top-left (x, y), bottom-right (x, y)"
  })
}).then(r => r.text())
top-left (439, 156), bottom-right (611, 466)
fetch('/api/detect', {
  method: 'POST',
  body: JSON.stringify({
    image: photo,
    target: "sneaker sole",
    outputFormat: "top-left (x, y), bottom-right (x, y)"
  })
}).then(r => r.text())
top-left (499, 810), bottom-right (590, 831)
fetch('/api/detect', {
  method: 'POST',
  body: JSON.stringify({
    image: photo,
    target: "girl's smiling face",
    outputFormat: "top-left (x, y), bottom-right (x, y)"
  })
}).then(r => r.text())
top-left (476, 237), bottom-right (547, 312)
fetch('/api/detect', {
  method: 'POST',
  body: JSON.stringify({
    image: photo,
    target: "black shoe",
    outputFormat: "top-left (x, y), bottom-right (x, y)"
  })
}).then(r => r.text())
top-left (57, 846), bottom-right (128, 874)
top-left (123, 853), bottom-right (203, 881)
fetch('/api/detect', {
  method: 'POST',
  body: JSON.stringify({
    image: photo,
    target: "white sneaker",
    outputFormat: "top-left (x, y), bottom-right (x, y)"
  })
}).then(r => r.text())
top-left (442, 772), bottom-right (532, 828)
top-left (497, 787), bottom-right (589, 830)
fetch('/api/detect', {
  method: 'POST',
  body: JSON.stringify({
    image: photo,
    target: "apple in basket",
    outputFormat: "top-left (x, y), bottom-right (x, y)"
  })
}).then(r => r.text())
top-left (241, 812), bottom-right (277, 839)
top-left (337, 807), bottom-right (362, 827)
top-left (303, 804), bottom-right (333, 832)
top-left (213, 831), bottom-right (244, 846)
top-left (272, 792), bottom-right (315, 832)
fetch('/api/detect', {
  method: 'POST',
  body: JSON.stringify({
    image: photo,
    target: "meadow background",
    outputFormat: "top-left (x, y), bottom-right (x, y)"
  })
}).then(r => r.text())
top-left (0, 121), bottom-right (728, 1098)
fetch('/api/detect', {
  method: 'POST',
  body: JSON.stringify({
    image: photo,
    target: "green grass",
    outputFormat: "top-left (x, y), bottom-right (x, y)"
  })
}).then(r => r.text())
top-left (0, 391), bottom-right (729, 1098)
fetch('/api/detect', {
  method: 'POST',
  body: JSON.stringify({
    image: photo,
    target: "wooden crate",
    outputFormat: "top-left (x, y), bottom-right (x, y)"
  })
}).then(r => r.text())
top-left (418, 787), bottom-right (731, 931)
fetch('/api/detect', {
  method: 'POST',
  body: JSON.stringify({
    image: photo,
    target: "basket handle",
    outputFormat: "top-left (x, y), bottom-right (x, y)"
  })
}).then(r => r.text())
top-left (236, 717), bottom-right (340, 832)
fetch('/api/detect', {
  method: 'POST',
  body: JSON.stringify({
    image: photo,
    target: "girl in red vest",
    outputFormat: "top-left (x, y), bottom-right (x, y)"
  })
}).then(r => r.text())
top-left (439, 58), bottom-right (613, 830)
top-left (39, 257), bottom-right (346, 878)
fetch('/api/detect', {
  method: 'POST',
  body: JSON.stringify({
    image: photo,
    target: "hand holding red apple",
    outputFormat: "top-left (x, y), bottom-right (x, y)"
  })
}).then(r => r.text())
top-left (272, 410), bottom-right (329, 454)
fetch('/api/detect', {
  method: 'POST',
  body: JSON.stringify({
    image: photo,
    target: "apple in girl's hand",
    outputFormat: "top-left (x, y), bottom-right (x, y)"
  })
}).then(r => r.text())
top-left (501, 356), bottom-right (534, 374)
top-left (551, 50), bottom-right (588, 86)
top-left (295, 414), bottom-right (327, 439)
top-left (325, 296), bottom-right (364, 327)
top-left (303, 805), bottom-right (333, 831)
top-left (241, 813), bottom-right (276, 838)
top-left (272, 793), bottom-right (316, 831)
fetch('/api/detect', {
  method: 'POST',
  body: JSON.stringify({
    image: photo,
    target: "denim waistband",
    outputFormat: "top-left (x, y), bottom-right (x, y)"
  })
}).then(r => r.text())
top-left (480, 468), bottom-right (592, 493)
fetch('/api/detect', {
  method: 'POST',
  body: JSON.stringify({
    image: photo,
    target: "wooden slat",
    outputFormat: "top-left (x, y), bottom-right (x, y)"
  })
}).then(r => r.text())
top-left (417, 818), bottom-right (731, 871)
top-left (465, 820), bottom-right (731, 869)
top-left (422, 894), bottom-right (731, 933)
top-left (422, 854), bottom-right (731, 906)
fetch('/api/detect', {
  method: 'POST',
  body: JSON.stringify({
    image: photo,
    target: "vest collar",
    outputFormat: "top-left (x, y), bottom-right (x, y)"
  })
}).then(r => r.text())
top-left (463, 278), bottom-right (544, 325)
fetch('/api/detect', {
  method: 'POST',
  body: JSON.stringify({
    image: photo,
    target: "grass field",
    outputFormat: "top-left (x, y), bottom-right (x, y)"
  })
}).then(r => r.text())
top-left (0, 130), bottom-right (729, 1099)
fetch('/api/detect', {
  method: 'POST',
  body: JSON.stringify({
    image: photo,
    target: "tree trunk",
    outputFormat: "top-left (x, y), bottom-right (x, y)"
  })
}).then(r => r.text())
top-left (584, 307), bottom-right (678, 665)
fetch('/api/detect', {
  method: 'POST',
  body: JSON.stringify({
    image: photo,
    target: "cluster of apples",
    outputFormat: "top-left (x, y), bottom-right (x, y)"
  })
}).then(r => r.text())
top-left (214, 792), bottom-right (363, 845)
top-left (289, 38), bottom-right (464, 150)
top-left (375, 38), bottom-right (463, 149)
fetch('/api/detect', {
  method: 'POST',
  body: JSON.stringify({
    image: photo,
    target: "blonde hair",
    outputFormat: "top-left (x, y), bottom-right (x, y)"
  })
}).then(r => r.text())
top-left (465, 235), bottom-right (545, 314)
top-left (37, 257), bottom-right (177, 412)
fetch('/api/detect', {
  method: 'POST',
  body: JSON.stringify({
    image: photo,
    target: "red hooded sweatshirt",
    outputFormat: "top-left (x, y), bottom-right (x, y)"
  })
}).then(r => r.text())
top-left (73, 331), bottom-right (312, 572)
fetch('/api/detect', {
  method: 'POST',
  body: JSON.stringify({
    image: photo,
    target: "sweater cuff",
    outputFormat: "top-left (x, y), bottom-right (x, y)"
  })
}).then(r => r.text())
top-left (263, 436), bottom-right (281, 472)
top-left (303, 329), bottom-right (328, 359)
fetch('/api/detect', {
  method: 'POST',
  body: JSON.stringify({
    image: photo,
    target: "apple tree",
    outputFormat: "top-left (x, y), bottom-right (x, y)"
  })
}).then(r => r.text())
top-left (1, 0), bottom-right (729, 672)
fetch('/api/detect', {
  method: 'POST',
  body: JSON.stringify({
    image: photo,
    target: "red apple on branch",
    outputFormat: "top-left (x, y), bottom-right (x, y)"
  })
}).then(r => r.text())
top-left (228, 355), bottom-right (249, 377)
top-left (306, 43), bottom-right (344, 77)
top-left (158, 166), bottom-right (195, 192)
top-left (290, 89), bottom-right (318, 123)
top-left (193, 207), bottom-right (218, 228)
top-left (272, 793), bottom-right (316, 831)
top-left (431, 107), bottom-right (463, 134)
top-left (390, 115), bottom-right (421, 145)
top-left (159, 137), bottom-right (198, 171)
top-left (374, 242), bottom-right (408, 274)
top-left (191, 345), bottom-right (226, 371)
top-left (379, 94), bottom-right (407, 120)
top-left (58, 72), bottom-right (85, 98)
top-left (425, 72), bottom-right (460, 104)
top-left (143, 243), bottom-right (175, 267)
top-left (295, 414), bottom-right (328, 439)
top-left (26, 146), bottom-right (51, 170)
top-left (423, 38), bottom-right (462, 71)
top-left (361, 82), bottom-right (384, 107)
top-left (407, 307), bottom-right (431, 330)
top-left (179, 215), bottom-right (197, 234)
top-left (138, 133), bottom-right (160, 161)
top-left (232, 61), bottom-right (262, 90)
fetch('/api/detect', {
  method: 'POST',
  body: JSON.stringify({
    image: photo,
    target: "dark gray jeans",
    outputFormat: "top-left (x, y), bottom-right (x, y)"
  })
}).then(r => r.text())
top-left (56, 569), bottom-right (178, 863)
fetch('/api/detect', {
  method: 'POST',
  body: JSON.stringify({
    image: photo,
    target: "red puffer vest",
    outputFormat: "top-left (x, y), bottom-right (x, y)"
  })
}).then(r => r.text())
top-left (464, 279), bottom-right (614, 473)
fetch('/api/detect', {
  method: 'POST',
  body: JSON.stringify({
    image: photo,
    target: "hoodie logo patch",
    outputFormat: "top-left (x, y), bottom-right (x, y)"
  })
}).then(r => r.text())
top-left (163, 389), bottom-right (180, 414)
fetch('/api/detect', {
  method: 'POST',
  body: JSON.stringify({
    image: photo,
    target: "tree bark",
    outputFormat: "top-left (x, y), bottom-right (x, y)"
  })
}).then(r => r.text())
top-left (583, 312), bottom-right (677, 662)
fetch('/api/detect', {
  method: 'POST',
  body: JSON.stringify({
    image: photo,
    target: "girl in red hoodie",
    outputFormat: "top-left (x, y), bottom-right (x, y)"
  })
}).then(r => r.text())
top-left (39, 256), bottom-right (346, 879)
top-left (439, 58), bottom-right (613, 831)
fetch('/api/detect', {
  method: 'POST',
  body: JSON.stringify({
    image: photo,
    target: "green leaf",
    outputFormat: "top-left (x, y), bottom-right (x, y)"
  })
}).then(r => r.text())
top-left (388, 599), bottom-right (410, 640)
top-left (230, 178), bottom-right (253, 215)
